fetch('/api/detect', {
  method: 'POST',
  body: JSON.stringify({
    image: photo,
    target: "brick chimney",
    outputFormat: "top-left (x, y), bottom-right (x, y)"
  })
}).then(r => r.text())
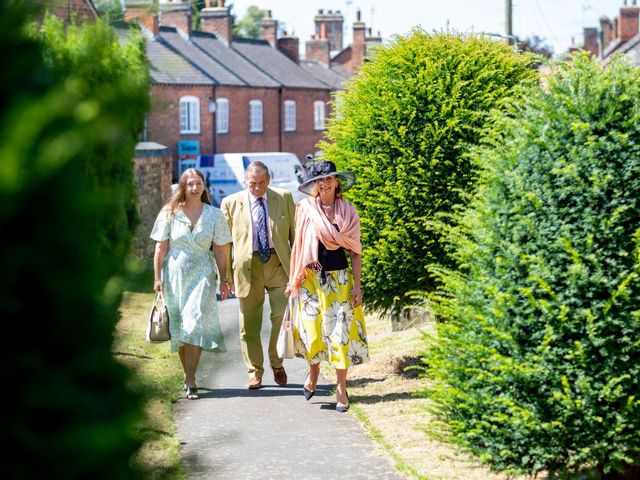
top-left (583, 27), bottom-right (598, 56)
top-left (352, 9), bottom-right (366, 72)
top-left (159, 0), bottom-right (191, 37)
top-left (599, 16), bottom-right (612, 54)
top-left (305, 33), bottom-right (330, 65)
top-left (618, 4), bottom-right (640, 41)
top-left (124, 0), bottom-right (159, 36)
top-left (277, 36), bottom-right (300, 64)
top-left (314, 9), bottom-right (344, 52)
top-left (260, 10), bottom-right (277, 47)
top-left (201, 0), bottom-right (233, 43)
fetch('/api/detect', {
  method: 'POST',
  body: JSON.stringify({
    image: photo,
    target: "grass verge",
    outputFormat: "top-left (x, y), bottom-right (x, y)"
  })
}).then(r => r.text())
top-left (322, 312), bottom-right (537, 480)
top-left (114, 259), bottom-right (185, 479)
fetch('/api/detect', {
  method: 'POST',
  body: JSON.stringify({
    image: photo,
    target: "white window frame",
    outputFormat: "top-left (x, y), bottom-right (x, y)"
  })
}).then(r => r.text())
top-left (284, 100), bottom-right (296, 132)
top-left (216, 98), bottom-right (229, 134)
top-left (313, 100), bottom-right (325, 130)
top-left (179, 95), bottom-right (200, 134)
top-left (249, 100), bottom-right (263, 133)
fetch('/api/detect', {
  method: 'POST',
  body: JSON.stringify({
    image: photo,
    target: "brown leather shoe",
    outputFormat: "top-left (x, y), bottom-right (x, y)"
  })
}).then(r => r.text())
top-left (246, 377), bottom-right (262, 390)
top-left (272, 366), bottom-right (287, 386)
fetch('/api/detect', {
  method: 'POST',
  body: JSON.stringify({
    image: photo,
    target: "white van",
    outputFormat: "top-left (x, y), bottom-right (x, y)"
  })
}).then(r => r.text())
top-left (178, 152), bottom-right (306, 206)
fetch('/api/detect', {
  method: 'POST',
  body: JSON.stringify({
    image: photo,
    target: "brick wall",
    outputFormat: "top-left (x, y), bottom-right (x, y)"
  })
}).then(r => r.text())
top-left (215, 86), bottom-right (280, 154)
top-left (146, 84), bottom-right (332, 176)
top-left (147, 84), bottom-right (214, 177)
top-left (132, 143), bottom-right (173, 258)
top-left (281, 89), bottom-right (332, 159)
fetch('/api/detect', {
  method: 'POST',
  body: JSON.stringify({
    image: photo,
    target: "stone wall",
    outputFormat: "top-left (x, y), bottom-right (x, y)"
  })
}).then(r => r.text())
top-left (132, 142), bottom-right (172, 258)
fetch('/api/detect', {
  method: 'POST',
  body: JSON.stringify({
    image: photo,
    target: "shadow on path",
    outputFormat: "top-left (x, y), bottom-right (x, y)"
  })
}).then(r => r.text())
top-left (173, 296), bottom-right (407, 480)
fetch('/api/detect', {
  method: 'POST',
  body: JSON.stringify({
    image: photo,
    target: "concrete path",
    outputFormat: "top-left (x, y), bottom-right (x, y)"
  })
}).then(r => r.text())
top-left (174, 295), bottom-right (405, 480)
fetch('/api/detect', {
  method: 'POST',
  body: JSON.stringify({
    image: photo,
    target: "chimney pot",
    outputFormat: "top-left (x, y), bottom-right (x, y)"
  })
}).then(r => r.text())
top-left (357, 9), bottom-right (361, 21)
top-left (320, 23), bottom-right (327, 39)
top-left (318, 9), bottom-right (323, 14)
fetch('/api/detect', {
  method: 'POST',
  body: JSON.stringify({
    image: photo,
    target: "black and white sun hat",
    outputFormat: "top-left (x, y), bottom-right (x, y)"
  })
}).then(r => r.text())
top-left (298, 157), bottom-right (356, 195)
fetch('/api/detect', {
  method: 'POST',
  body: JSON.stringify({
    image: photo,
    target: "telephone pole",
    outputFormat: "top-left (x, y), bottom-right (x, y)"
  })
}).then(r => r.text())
top-left (505, 0), bottom-right (513, 45)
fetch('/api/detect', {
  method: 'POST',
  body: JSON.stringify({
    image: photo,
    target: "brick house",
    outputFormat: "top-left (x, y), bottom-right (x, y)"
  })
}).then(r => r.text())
top-left (579, 1), bottom-right (640, 64)
top-left (122, 0), bottom-right (378, 179)
top-left (121, 0), bottom-right (365, 179)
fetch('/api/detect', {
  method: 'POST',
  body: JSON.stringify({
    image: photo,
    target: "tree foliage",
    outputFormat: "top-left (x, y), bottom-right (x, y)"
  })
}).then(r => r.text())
top-left (319, 30), bottom-right (538, 319)
top-left (516, 35), bottom-right (554, 59)
top-left (1, 3), bottom-right (149, 478)
top-left (233, 5), bottom-right (265, 39)
top-left (94, 0), bottom-right (124, 20)
top-left (423, 53), bottom-right (640, 478)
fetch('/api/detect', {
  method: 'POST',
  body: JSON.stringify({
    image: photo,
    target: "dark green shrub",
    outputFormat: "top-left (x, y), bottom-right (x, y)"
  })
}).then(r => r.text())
top-left (319, 30), bottom-right (538, 320)
top-left (424, 53), bottom-right (640, 478)
top-left (1, 4), bottom-right (149, 478)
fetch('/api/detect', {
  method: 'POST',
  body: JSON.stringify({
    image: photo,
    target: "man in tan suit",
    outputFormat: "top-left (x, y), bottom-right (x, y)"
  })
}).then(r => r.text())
top-left (221, 161), bottom-right (295, 389)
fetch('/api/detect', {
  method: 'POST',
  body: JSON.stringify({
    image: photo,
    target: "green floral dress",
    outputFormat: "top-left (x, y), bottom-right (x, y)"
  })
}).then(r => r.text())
top-left (293, 268), bottom-right (369, 369)
top-left (150, 204), bottom-right (231, 353)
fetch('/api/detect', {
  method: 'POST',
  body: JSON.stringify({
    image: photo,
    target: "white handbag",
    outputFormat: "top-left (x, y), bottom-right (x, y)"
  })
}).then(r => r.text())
top-left (146, 291), bottom-right (171, 343)
top-left (276, 297), bottom-right (296, 359)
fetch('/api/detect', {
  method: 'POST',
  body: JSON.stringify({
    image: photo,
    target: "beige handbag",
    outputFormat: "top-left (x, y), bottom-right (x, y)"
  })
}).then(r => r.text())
top-left (146, 291), bottom-right (171, 343)
top-left (276, 297), bottom-right (295, 359)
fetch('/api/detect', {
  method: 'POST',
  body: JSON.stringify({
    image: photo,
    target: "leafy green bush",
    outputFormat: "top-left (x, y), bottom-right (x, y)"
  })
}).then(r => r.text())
top-left (1, 4), bottom-right (149, 478)
top-left (424, 53), bottom-right (640, 478)
top-left (319, 30), bottom-right (538, 320)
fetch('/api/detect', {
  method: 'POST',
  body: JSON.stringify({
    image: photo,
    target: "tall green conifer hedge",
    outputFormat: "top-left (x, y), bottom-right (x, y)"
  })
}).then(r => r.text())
top-left (1, 4), bottom-right (149, 478)
top-left (319, 31), bottom-right (537, 319)
top-left (424, 54), bottom-right (640, 478)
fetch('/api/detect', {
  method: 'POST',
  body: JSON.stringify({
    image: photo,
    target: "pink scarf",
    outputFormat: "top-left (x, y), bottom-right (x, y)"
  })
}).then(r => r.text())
top-left (288, 196), bottom-right (361, 295)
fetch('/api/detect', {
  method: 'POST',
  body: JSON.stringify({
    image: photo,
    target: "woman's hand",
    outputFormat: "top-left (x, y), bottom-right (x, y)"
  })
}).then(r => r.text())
top-left (350, 284), bottom-right (362, 308)
top-left (153, 279), bottom-right (163, 292)
top-left (219, 279), bottom-right (233, 301)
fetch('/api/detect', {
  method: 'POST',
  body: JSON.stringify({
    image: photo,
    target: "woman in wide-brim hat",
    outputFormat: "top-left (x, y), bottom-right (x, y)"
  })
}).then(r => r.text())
top-left (285, 159), bottom-right (369, 413)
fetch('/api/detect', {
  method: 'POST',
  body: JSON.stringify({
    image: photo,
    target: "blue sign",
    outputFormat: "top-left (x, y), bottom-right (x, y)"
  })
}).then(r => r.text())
top-left (178, 140), bottom-right (200, 155)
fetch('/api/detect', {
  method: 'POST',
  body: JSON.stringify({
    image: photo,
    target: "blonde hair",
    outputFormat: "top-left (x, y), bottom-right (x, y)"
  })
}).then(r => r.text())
top-left (311, 175), bottom-right (343, 199)
top-left (168, 168), bottom-right (212, 217)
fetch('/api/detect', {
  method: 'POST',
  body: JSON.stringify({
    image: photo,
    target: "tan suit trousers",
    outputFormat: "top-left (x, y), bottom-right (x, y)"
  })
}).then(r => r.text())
top-left (239, 250), bottom-right (289, 378)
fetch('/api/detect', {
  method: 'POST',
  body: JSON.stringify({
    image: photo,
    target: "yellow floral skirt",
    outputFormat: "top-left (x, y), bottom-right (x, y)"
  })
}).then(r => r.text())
top-left (293, 268), bottom-right (369, 369)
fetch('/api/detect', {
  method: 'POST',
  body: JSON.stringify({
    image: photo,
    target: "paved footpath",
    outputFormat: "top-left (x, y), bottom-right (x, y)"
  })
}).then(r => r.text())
top-left (174, 295), bottom-right (406, 480)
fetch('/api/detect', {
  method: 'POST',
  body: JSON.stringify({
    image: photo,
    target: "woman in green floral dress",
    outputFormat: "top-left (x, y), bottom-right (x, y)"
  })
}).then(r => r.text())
top-left (151, 168), bottom-right (233, 400)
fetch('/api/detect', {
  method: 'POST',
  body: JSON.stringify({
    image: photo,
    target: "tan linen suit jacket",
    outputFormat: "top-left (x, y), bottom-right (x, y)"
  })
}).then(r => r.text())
top-left (221, 187), bottom-right (295, 298)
